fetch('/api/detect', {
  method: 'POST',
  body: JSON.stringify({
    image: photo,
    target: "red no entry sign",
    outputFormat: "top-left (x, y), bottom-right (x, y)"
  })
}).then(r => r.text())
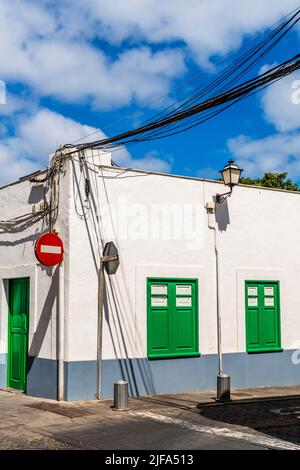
top-left (35, 232), bottom-right (64, 266)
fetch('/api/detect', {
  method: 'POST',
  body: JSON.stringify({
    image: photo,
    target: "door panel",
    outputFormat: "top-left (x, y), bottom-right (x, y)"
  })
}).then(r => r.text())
top-left (8, 278), bottom-right (29, 391)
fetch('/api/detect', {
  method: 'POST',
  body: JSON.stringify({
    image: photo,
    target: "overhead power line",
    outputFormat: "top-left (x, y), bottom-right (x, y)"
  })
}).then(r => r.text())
top-left (60, 6), bottom-right (300, 157)
top-left (64, 54), bottom-right (300, 153)
top-left (3, 6), bottom-right (300, 234)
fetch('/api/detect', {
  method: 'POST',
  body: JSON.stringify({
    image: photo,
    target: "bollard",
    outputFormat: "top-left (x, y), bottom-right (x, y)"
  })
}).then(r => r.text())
top-left (113, 380), bottom-right (129, 411)
top-left (216, 373), bottom-right (231, 401)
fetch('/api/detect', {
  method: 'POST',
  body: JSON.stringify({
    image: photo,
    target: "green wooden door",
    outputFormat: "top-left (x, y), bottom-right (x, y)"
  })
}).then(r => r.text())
top-left (147, 278), bottom-right (199, 358)
top-left (7, 278), bottom-right (29, 391)
top-left (245, 281), bottom-right (281, 353)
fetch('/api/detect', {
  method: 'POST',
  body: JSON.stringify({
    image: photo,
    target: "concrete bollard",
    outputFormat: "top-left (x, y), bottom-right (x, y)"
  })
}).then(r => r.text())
top-left (113, 380), bottom-right (129, 411)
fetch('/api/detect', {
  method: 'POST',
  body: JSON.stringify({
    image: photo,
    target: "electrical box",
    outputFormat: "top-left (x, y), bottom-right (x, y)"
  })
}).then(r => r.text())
top-left (205, 201), bottom-right (215, 212)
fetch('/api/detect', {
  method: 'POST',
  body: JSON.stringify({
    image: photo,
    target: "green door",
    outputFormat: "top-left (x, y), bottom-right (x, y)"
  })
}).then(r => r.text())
top-left (147, 278), bottom-right (199, 358)
top-left (7, 278), bottom-right (29, 391)
top-left (245, 281), bottom-right (281, 353)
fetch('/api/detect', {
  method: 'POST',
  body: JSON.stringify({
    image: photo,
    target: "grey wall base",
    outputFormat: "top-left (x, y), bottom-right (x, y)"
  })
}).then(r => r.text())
top-left (101, 350), bottom-right (300, 399)
top-left (1, 351), bottom-right (300, 401)
top-left (0, 353), bottom-right (7, 389)
top-left (26, 356), bottom-right (57, 400)
top-left (64, 361), bottom-right (97, 401)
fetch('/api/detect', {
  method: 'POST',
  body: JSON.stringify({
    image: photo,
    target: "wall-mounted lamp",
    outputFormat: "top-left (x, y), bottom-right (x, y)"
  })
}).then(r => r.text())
top-left (216, 160), bottom-right (243, 203)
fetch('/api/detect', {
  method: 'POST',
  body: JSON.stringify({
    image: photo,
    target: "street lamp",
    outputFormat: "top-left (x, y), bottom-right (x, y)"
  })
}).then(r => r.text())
top-left (207, 160), bottom-right (243, 402)
top-left (216, 160), bottom-right (243, 203)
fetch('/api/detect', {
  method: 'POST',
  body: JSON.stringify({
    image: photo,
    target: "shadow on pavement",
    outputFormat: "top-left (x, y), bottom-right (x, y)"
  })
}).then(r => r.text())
top-left (197, 396), bottom-right (300, 444)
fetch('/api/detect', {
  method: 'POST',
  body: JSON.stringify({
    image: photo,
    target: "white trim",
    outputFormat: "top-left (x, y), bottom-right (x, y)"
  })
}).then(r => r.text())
top-left (40, 245), bottom-right (62, 254)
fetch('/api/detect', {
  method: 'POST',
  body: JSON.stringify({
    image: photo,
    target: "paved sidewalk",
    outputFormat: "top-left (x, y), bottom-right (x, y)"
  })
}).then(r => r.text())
top-left (133, 384), bottom-right (300, 410)
top-left (0, 384), bottom-right (299, 449)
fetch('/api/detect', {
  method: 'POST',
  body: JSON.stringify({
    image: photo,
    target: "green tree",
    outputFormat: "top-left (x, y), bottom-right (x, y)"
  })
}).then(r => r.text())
top-left (239, 172), bottom-right (299, 191)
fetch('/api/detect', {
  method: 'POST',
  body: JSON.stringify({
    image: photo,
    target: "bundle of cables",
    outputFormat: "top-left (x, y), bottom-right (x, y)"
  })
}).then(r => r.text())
top-left (61, 6), bottom-right (300, 155)
top-left (3, 6), bottom-right (300, 233)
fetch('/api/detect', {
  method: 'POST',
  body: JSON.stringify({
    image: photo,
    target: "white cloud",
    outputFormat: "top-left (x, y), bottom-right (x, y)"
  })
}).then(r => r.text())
top-left (127, 150), bottom-right (172, 173)
top-left (0, 108), bottom-right (172, 184)
top-left (66, 0), bottom-right (300, 64)
top-left (226, 60), bottom-right (300, 179)
top-left (0, 1), bottom-right (186, 109)
top-left (1, 1), bottom-right (300, 183)
top-left (0, 0), bottom-right (299, 108)
top-left (228, 132), bottom-right (300, 177)
top-left (261, 72), bottom-right (300, 132)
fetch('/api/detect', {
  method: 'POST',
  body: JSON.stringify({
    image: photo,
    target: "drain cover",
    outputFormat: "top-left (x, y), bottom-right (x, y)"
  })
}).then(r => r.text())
top-left (26, 402), bottom-right (94, 418)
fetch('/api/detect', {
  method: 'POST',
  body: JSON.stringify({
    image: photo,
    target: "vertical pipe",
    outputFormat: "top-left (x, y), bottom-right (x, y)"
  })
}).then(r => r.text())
top-left (96, 261), bottom-right (105, 400)
top-left (57, 262), bottom-right (64, 401)
top-left (214, 228), bottom-right (223, 376)
top-left (207, 209), bottom-right (223, 375)
top-left (207, 203), bottom-right (230, 401)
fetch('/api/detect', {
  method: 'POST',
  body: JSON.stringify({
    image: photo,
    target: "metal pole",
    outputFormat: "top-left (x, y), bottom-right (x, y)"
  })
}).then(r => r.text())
top-left (214, 227), bottom-right (223, 376)
top-left (207, 203), bottom-right (230, 401)
top-left (57, 262), bottom-right (64, 401)
top-left (96, 261), bottom-right (105, 400)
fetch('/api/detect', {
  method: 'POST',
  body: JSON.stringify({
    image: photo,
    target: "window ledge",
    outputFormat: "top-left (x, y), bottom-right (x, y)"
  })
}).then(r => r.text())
top-left (247, 347), bottom-right (283, 354)
top-left (148, 352), bottom-right (201, 360)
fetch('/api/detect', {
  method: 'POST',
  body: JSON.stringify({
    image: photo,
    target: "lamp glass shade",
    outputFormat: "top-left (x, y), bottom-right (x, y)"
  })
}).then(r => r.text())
top-left (220, 160), bottom-right (242, 187)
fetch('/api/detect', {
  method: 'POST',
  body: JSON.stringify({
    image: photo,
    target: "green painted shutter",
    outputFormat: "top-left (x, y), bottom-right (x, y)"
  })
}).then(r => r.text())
top-left (147, 278), bottom-right (199, 358)
top-left (245, 281), bottom-right (281, 353)
top-left (7, 278), bottom-right (29, 391)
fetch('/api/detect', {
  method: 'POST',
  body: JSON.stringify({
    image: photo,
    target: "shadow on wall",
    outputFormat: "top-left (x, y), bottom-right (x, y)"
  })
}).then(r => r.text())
top-left (0, 233), bottom-right (42, 247)
top-left (72, 159), bottom-right (156, 397)
top-left (104, 278), bottom-right (156, 397)
top-left (27, 185), bottom-right (47, 205)
top-left (215, 196), bottom-right (230, 231)
top-left (27, 265), bottom-right (58, 367)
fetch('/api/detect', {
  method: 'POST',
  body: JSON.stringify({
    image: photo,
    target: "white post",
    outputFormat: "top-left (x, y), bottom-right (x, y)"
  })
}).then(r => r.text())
top-left (206, 201), bottom-right (230, 401)
top-left (96, 261), bottom-right (105, 400)
top-left (57, 262), bottom-right (64, 401)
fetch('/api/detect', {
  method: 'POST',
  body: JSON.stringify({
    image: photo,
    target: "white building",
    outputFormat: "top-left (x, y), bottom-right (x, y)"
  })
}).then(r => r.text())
top-left (0, 150), bottom-right (299, 401)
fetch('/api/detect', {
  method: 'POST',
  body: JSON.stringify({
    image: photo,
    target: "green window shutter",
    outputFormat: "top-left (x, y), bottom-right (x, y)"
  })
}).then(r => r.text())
top-left (147, 278), bottom-right (199, 359)
top-left (245, 281), bottom-right (281, 353)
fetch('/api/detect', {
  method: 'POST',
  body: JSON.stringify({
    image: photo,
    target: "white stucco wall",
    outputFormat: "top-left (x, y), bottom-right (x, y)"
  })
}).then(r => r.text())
top-left (1, 158), bottom-right (300, 370)
top-left (66, 159), bottom-right (300, 363)
top-left (0, 172), bottom-right (71, 364)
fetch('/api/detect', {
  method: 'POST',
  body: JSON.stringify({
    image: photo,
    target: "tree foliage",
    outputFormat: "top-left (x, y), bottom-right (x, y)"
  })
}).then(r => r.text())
top-left (239, 172), bottom-right (299, 191)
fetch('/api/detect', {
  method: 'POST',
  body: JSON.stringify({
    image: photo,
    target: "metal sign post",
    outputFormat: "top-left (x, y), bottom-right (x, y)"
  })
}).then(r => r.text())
top-left (96, 242), bottom-right (119, 400)
top-left (57, 261), bottom-right (64, 401)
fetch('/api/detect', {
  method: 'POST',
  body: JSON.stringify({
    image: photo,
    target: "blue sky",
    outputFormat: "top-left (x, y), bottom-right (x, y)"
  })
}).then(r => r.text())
top-left (1, 0), bottom-right (300, 185)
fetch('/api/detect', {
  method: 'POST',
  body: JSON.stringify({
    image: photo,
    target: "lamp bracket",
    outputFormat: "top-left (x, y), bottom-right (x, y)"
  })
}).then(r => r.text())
top-left (216, 188), bottom-right (232, 204)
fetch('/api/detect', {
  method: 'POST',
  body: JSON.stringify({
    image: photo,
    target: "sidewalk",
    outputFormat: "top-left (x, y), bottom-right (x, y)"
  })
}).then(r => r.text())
top-left (132, 384), bottom-right (300, 410)
top-left (0, 384), bottom-right (299, 449)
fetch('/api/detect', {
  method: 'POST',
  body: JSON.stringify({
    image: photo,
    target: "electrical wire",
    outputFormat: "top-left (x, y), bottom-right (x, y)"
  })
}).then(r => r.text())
top-left (58, 8), bottom-right (300, 157)
top-left (2, 6), bottom-right (300, 233)
top-left (61, 54), bottom-right (300, 154)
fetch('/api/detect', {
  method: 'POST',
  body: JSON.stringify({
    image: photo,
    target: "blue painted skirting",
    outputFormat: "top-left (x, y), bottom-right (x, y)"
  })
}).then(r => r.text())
top-left (1, 351), bottom-right (299, 401)
top-left (26, 356), bottom-right (57, 399)
top-left (101, 350), bottom-right (300, 399)
top-left (0, 353), bottom-right (7, 388)
top-left (64, 361), bottom-right (97, 401)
